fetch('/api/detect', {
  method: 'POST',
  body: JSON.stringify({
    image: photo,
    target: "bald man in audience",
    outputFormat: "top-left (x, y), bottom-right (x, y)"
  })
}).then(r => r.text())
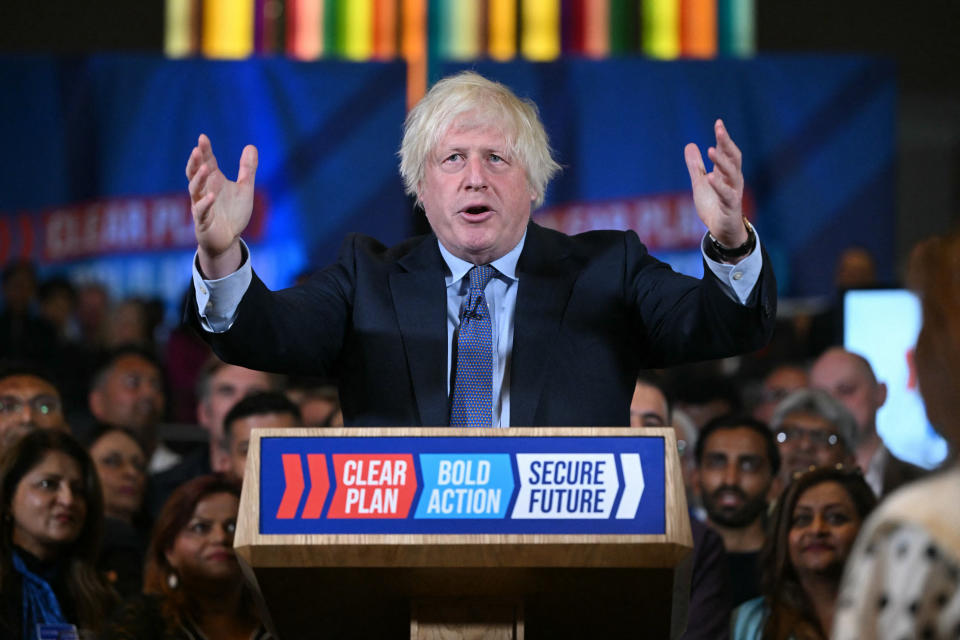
top-left (810, 347), bottom-right (924, 495)
top-left (0, 362), bottom-right (69, 446)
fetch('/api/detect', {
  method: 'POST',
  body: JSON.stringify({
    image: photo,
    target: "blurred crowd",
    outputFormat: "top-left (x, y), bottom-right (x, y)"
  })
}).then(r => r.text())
top-left (0, 235), bottom-right (956, 639)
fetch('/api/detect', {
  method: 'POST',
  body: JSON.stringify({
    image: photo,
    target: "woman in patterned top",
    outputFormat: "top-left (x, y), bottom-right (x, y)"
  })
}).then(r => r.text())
top-left (732, 466), bottom-right (876, 640)
top-left (833, 231), bottom-right (960, 640)
top-left (103, 474), bottom-right (272, 640)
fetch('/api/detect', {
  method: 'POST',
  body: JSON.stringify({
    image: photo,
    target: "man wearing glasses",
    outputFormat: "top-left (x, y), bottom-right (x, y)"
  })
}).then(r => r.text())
top-left (769, 388), bottom-right (857, 486)
top-left (0, 362), bottom-right (69, 446)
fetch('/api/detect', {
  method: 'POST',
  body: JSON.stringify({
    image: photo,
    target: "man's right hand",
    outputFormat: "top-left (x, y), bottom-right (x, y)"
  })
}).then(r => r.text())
top-left (186, 134), bottom-right (259, 279)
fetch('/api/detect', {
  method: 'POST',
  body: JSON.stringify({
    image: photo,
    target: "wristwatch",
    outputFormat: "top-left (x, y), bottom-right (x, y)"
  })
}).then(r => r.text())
top-left (707, 219), bottom-right (756, 260)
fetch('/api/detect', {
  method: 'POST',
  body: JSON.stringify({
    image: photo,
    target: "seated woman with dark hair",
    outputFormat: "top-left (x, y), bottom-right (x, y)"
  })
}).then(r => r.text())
top-left (103, 474), bottom-right (272, 640)
top-left (87, 424), bottom-right (150, 597)
top-left (0, 429), bottom-right (117, 638)
top-left (731, 466), bottom-right (877, 640)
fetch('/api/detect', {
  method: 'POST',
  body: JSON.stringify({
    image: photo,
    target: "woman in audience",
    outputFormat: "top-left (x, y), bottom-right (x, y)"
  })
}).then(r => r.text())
top-left (833, 231), bottom-right (960, 639)
top-left (731, 466), bottom-right (876, 639)
top-left (88, 424), bottom-right (150, 597)
top-left (103, 474), bottom-right (271, 639)
top-left (0, 429), bottom-right (117, 638)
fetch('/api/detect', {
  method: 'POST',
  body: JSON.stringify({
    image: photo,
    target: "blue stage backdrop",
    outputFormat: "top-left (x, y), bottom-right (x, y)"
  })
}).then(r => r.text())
top-left (0, 55), bottom-right (410, 320)
top-left (0, 55), bottom-right (894, 316)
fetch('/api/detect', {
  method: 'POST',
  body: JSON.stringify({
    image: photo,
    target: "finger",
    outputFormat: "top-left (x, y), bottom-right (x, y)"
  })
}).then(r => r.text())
top-left (707, 173), bottom-right (741, 209)
top-left (707, 146), bottom-right (742, 189)
top-left (714, 119), bottom-right (742, 171)
top-left (237, 144), bottom-right (259, 185)
top-left (192, 192), bottom-right (216, 226)
top-left (188, 163), bottom-right (212, 202)
top-left (684, 143), bottom-right (706, 183)
top-left (186, 147), bottom-right (199, 180)
top-left (196, 133), bottom-right (220, 174)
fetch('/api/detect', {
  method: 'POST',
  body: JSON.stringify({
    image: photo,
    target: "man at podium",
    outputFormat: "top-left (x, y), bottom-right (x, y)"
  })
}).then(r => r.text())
top-left (184, 71), bottom-right (776, 428)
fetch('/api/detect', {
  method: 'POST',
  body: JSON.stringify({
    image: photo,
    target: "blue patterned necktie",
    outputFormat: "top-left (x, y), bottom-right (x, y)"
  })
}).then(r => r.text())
top-left (450, 265), bottom-right (495, 428)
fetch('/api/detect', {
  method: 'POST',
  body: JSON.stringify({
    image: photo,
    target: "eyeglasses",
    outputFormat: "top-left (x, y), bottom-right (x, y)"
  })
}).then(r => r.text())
top-left (0, 395), bottom-right (61, 416)
top-left (775, 425), bottom-right (840, 448)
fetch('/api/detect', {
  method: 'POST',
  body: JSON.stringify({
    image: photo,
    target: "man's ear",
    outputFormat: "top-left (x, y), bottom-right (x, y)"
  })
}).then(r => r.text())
top-left (875, 382), bottom-right (888, 409)
top-left (197, 401), bottom-right (212, 432)
top-left (88, 389), bottom-right (104, 421)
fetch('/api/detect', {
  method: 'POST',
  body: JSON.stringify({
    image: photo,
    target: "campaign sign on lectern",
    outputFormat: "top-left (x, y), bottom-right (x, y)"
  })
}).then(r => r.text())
top-left (236, 428), bottom-right (691, 639)
top-left (258, 435), bottom-right (665, 535)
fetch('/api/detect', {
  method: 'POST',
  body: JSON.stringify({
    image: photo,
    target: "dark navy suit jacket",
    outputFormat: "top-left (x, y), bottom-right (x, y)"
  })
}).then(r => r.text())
top-left (190, 221), bottom-right (776, 427)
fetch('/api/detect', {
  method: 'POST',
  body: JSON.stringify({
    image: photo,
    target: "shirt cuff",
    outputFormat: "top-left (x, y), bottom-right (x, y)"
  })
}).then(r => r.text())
top-left (192, 240), bottom-right (252, 333)
top-left (700, 230), bottom-right (763, 305)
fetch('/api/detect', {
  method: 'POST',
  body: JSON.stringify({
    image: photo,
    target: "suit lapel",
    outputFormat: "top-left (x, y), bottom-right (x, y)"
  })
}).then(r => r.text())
top-left (510, 223), bottom-right (578, 427)
top-left (390, 236), bottom-right (450, 426)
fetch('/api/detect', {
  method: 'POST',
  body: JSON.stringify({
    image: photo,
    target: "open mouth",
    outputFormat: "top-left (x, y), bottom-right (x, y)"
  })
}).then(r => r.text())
top-left (461, 205), bottom-right (492, 218)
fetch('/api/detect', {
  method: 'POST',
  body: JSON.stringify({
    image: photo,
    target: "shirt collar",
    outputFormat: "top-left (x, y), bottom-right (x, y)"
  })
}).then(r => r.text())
top-left (438, 229), bottom-right (526, 287)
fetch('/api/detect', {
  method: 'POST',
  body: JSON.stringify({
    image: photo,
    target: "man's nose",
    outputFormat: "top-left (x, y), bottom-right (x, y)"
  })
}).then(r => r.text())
top-left (465, 156), bottom-right (487, 189)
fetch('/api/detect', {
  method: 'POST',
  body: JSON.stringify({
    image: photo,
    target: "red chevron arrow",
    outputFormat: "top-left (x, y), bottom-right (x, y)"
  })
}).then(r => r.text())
top-left (301, 454), bottom-right (330, 518)
top-left (276, 454), bottom-right (305, 519)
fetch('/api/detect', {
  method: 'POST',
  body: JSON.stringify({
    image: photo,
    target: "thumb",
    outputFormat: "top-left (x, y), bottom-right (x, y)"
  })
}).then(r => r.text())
top-left (684, 143), bottom-right (706, 184)
top-left (237, 144), bottom-right (259, 185)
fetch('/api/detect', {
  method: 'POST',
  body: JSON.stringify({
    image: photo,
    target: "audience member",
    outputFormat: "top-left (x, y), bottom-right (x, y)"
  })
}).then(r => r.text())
top-left (769, 390), bottom-right (856, 487)
top-left (103, 474), bottom-right (271, 640)
top-left (731, 467), bottom-right (876, 640)
top-left (628, 377), bottom-right (732, 639)
top-left (74, 283), bottom-right (110, 352)
top-left (88, 346), bottom-right (170, 472)
top-left (105, 299), bottom-right (154, 352)
top-left (630, 374), bottom-right (699, 497)
top-left (695, 415), bottom-right (780, 607)
top-left (0, 429), bottom-right (117, 637)
top-left (223, 392), bottom-right (301, 481)
top-left (670, 371), bottom-right (743, 430)
top-left (809, 347), bottom-right (924, 496)
top-left (0, 260), bottom-right (58, 365)
top-left (284, 379), bottom-right (341, 428)
top-left (0, 361), bottom-right (69, 447)
top-left (88, 425), bottom-right (149, 597)
top-left (753, 364), bottom-right (809, 425)
top-left (36, 277), bottom-right (77, 342)
top-left (196, 357), bottom-right (276, 473)
top-left (833, 230), bottom-right (960, 639)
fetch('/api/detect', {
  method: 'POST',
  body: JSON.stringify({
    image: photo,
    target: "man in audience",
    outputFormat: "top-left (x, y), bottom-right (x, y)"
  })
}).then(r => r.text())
top-left (769, 388), bottom-right (856, 485)
top-left (196, 356), bottom-right (276, 472)
top-left (88, 345), bottom-right (171, 471)
top-left (809, 347), bottom-right (924, 495)
top-left (0, 361), bottom-right (69, 446)
top-left (694, 415), bottom-right (780, 607)
top-left (630, 374), bottom-right (671, 428)
top-left (752, 362), bottom-right (808, 424)
top-left (223, 391), bottom-right (302, 481)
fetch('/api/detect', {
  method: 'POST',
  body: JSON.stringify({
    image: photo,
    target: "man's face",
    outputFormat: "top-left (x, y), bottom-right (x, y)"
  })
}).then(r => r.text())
top-left (198, 366), bottom-right (273, 441)
top-left (0, 375), bottom-right (68, 445)
top-left (228, 412), bottom-right (299, 480)
top-left (630, 382), bottom-right (669, 427)
top-left (754, 365), bottom-right (808, 424)
top-left (418, 120), bottom-right (535, 265)
top-left (810, 350), bottom-right (886, 436)
top-left (90, 355), bottom-right (164, 434)
top-left (774, 411), bottom-right (850, 480)
top-left (696, 427), bottom-right (774, 529)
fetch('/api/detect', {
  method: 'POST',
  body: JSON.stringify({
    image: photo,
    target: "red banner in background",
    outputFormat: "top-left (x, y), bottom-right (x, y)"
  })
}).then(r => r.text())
top-left (534, 189), bottom-right (755, 252)
top-left (0, 190), bottom-right (268, 265)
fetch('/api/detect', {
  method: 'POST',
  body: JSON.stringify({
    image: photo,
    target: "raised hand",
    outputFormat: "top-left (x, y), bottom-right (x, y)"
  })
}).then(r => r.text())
top-left (186, 134), bottom-right (259, 278)
top-left (683, 119), bottom-right (748, 251)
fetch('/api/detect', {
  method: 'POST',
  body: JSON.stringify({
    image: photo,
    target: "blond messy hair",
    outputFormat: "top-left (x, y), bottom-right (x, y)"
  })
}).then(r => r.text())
top-left (399, 71), bottom-right (561, 208)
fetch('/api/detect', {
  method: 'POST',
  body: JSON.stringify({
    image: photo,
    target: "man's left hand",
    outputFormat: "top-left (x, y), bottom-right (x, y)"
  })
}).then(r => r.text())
top-left (684, 119), bottom-right (748, 250)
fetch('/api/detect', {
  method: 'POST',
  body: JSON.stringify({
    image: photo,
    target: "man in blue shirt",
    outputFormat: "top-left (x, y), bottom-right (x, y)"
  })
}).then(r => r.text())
top-left (185, 71), bottom-right (776, 428)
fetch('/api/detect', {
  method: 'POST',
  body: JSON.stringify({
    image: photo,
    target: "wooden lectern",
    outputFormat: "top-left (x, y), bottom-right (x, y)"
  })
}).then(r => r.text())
top-left (235, 427), bottom-right (693, 639)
